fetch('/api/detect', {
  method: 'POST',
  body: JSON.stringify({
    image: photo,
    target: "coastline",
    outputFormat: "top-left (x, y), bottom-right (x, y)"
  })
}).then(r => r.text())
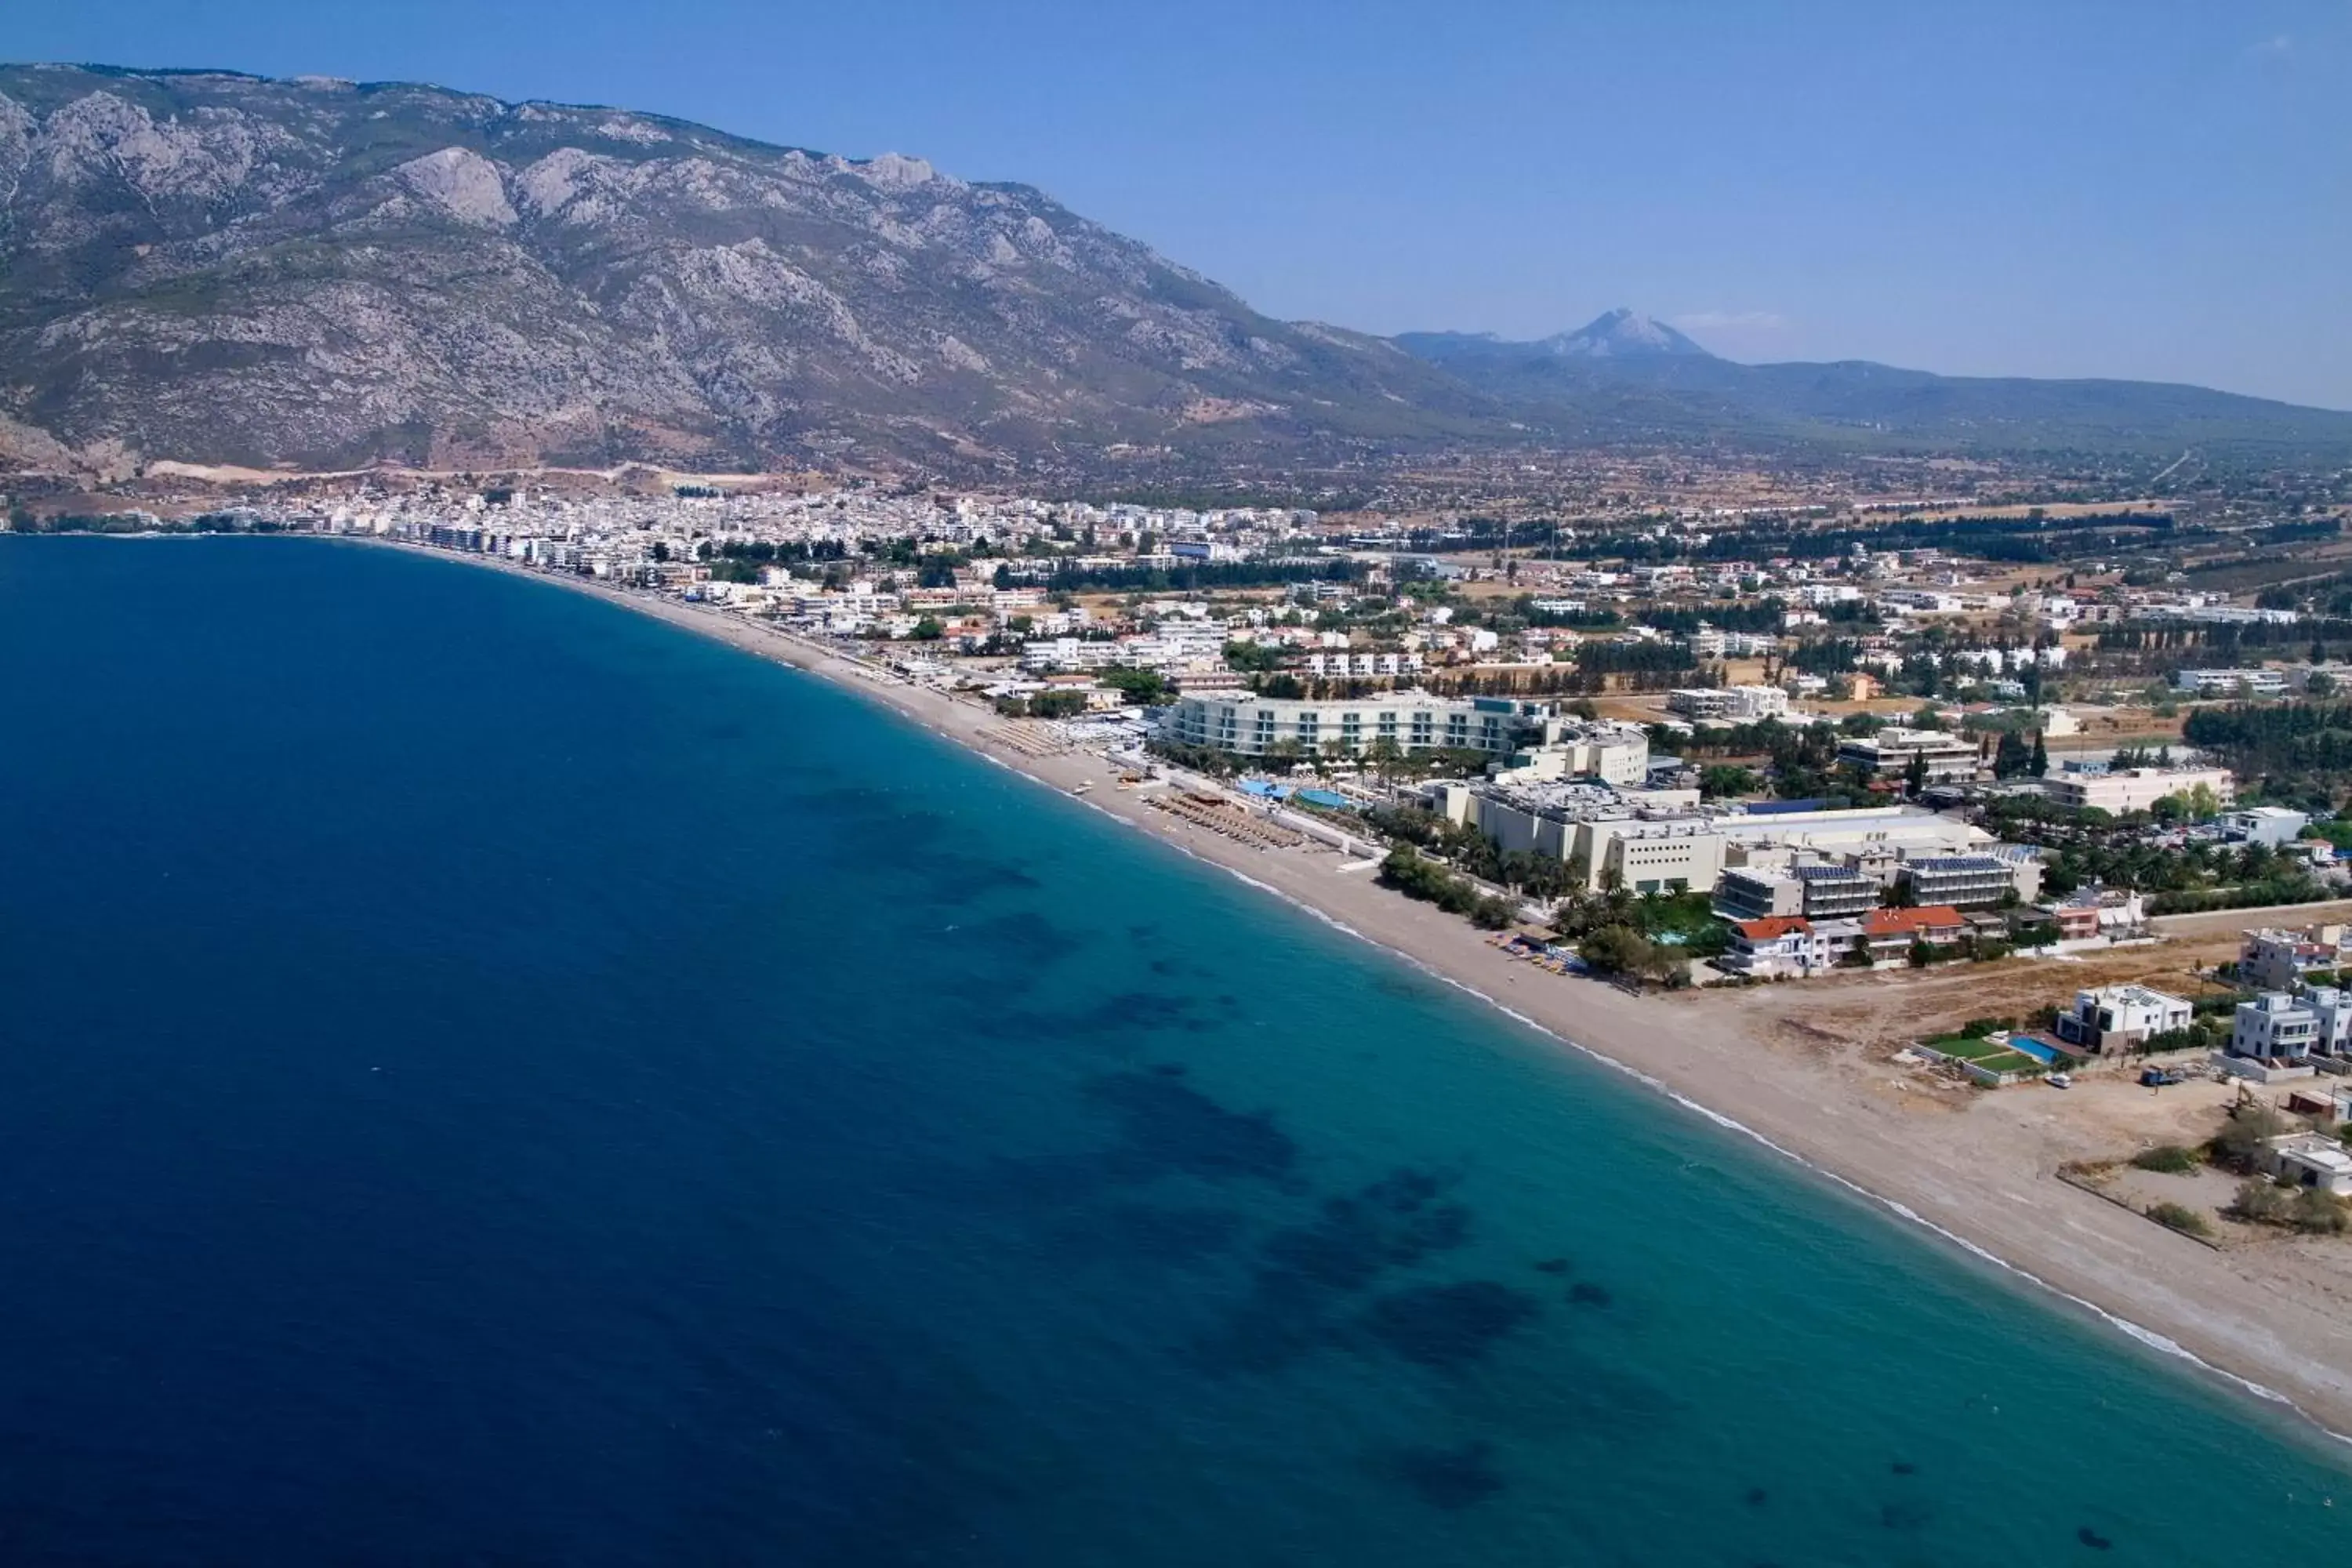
top-left (343, 537), bottom-right (2352, 1450)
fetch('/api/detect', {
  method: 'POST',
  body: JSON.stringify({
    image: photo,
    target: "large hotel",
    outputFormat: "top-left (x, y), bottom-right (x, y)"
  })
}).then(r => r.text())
top-left (1160, 691), bottom-right (1539, 757)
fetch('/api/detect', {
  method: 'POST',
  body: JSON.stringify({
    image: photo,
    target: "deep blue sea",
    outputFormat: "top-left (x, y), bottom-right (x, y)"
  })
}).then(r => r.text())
top-left (2, 535), bottom-right (2347, 1565)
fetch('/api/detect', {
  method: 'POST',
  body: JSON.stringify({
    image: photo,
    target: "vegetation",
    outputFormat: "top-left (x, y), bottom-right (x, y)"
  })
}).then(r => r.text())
top-left (2147, 1202), bottom-right (2212, 1238)
top-left (2131, 1145), bottom-right (2201, 1175)
top-left (1377, 846), bottom-right (1515, 929)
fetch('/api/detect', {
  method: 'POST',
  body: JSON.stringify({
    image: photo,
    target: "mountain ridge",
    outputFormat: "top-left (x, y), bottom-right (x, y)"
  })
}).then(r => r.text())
top-left (4, 62), bottom-right (2349, 481)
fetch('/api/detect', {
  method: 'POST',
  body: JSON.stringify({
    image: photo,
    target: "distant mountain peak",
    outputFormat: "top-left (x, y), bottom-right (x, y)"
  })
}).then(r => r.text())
top-left (1542, 308), bottom-right (1712, 359)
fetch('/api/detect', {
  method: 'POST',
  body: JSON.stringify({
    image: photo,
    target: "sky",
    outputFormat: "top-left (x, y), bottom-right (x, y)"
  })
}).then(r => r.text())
top-left (8, 0), bottom-right (2350, 408)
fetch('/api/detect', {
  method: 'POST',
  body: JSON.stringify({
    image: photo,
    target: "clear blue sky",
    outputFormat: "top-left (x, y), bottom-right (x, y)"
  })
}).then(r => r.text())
top-left (9, 1), bottom-right (2349, 407)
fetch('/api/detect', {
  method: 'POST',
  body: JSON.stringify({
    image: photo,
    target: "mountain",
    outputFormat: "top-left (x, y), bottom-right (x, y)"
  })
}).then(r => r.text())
top-left (0, 64), bottom-right (1491, 477)
top-left (1399, 309), bottom-right (1711, 367)
top-left (1395, 321), bottom-right (2352, 462)
top-left (3, 63), bottom-right (2348, 481)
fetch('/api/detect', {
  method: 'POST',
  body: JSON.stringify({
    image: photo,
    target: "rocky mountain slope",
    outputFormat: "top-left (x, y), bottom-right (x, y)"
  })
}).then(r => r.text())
top-left (4, 64), bottom-right (2348, 481)
top-left (0, 64), bottom-right (1490, 477)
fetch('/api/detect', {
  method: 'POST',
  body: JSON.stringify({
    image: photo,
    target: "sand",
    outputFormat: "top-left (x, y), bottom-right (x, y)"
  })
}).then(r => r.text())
top-left (361, 541), bottom-right (2352, 1450)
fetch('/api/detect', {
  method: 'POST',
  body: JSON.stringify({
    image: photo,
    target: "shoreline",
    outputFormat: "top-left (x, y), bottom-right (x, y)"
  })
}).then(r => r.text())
top-left (333, 537), bottom-right (2352, 1451)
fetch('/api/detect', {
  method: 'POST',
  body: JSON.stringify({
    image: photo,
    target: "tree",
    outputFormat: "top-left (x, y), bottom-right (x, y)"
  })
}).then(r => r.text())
top-left (1579, 924), bottom-right (1654, 978)
top-left (1993, 729), bottom-right (2032, 779)
top-left (911, 615), bottom-right (945, 641)
top-left (1098, 667), bottom-right (1168, 706)
top-left (1903, 751), bottom-right (1929, 797)
top-left (2029, 731), bottom-right (2049, 778)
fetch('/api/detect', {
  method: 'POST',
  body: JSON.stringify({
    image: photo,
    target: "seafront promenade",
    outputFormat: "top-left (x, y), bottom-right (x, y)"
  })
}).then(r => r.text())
top-left (360, 537), bottom-right (2352, 1447)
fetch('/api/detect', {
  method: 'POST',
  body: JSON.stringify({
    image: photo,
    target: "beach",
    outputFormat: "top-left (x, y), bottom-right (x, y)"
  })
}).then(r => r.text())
top-left (372, 539), bottom-right (2352, 1446)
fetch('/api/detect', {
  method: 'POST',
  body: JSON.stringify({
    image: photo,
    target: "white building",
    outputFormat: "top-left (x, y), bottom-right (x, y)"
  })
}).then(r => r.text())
top-left (2231, 993), bottom-right (2321, 1062)
top-left (1160, 692), bottom-right (1534, 757)
top-left (2053, 985), bottom-right (2193, 1054)
top-left (2043, 766), bottom-right (2234, 815)
top-left (1836, 728), bottom-right (1979, 782)
top-left (1667, 685), bottom-right (1791, 723)
top-left (2172, 668), bottom-right (2289, 697)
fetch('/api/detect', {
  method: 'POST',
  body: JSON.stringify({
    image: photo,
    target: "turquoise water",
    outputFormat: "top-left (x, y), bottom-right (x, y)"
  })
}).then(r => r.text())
top-left (1, 535), bottom-right (2346, 1564)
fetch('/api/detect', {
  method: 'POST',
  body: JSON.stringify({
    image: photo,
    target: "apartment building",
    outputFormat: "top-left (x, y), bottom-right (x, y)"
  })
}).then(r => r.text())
top-left (2172, 668), bottom-right (2288, 697)
top-left (2232, 993), bottom-right (2321, 1062)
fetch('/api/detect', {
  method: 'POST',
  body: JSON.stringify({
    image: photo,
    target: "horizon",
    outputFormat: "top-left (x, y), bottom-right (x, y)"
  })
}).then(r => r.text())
top-left (4, 2), bottom-right (2347, 412)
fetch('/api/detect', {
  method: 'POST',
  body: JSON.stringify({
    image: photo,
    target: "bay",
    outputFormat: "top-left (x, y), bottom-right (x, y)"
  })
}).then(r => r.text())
top-left (1, 535), bottom-right (2344, 1565)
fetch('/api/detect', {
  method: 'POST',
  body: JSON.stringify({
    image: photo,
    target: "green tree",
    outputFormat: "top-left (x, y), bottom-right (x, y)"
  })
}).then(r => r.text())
top-left (911, 615), bottom-right (945, 641)
top-left (2029, 731), bottom-right (2049, 777)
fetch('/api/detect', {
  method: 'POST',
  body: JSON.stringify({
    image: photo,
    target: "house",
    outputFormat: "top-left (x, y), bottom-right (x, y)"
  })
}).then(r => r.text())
top-left (2040, 893), bottom-right (2103, 942)
top-left (2230, 993), bottom-right (2321, 1062)
top-left (1721, 916), bottom-right (1831, 978)
top-left (2238, 925), bottom-right (2350, 990)
top-left (1860, 905), bottom-right (1968, 963)
top-left (2053, 985), bottom-right (2192, 1054)
top-left (2259, 1133), bottom-right (2352, 1196)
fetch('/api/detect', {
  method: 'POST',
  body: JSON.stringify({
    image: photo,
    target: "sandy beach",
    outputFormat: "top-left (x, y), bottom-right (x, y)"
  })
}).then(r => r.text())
top-left (368, 540), bottom-right (2352, 1450)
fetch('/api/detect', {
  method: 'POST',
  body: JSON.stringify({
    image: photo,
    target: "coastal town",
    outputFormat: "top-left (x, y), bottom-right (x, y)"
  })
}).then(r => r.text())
top-left (21, 462), bottom-right (2352, 1425)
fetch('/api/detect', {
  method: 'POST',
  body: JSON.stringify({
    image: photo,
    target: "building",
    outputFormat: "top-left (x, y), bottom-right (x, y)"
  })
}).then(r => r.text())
top-left (1896, 851), bottom-right (2042, 909)
top-left (2042, 766), bottom-right (2234, 815)
top-left (1712, 864), bottom-right (1882, 922)
top-left (2238, 925), bottom-right (2352, 990)
top-left (2052, 985), bottom-right (2193, 1054)
top-left (1860, 906), bottom-right (1968, 963)
top-left (1667, 685), bottom-right (1791, 723)
top-left (1720, 916), bottom-right (1840, 978)
top-left (2172, 668), bottom-right (2288, 697)
top-left (2219, 806), bottom-right (2310, 848)
top-left (2230, 993), bottom-right (2321, 1062)
top-left (1160, 691), bottom-right (1537, 758)
top-left (2259, 1133), bottom-right (2352, 1196)
top-left (1494, 720), bottom-right (1652, 788)
top-left (1835, 728), bottom-right (1979, 782)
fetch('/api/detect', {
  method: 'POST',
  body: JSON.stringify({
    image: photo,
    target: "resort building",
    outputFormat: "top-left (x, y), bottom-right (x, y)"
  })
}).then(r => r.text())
top-left (1834, 728), bottom-right (1980, 783)
top-left (1714, 865), bottom-right (1877, 922)
top-left (2053, 985), bottom-right (2193, 1054)
top-left (2042, 766), bottom-right (2234, 815)
top-left (1895, 850), bottom-right (2042, 909)
top-left (1160, 691), bottom-right (1539, 758)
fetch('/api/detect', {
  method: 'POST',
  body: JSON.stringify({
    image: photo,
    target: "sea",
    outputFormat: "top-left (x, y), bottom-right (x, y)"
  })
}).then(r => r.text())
top-left (2, 534), bottom-right (2346, 1566)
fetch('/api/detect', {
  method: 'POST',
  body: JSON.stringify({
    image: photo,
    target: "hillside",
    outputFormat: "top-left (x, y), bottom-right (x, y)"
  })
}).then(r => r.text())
top-left (0, 64), bottom-right (1491, 477)
top-left (4, 64), bottom-right (2349, 481)
top-left (1398, 314), bottom-right (2352, 461)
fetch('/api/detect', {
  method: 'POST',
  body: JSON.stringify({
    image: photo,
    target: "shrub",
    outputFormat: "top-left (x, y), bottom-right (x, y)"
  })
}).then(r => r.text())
top-left (2230, 1179), bottom-right (2292, 1225)
top-left (2290, 1188), bottom-right (2350, 1235)
top-left (2131, 1145), bottom-right (2201, 1175)
top-left (2211, 1103), bottom-right (2287, 1171)
top-left (1959, 1017), bottom-right (2016, 1040)
top-left (2147, 1202), bottom-right (2212, 1237)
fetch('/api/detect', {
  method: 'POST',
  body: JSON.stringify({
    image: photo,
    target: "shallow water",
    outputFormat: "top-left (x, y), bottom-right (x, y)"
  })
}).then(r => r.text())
top-left (1, 535), bottom-right (2345, 1565)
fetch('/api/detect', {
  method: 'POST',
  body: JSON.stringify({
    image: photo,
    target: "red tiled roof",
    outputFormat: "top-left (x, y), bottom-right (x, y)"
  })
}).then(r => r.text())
top-left (1734, 916), bottom-right (1813, 942)
top-left (1864, 906), bottom-right (1966, 937)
